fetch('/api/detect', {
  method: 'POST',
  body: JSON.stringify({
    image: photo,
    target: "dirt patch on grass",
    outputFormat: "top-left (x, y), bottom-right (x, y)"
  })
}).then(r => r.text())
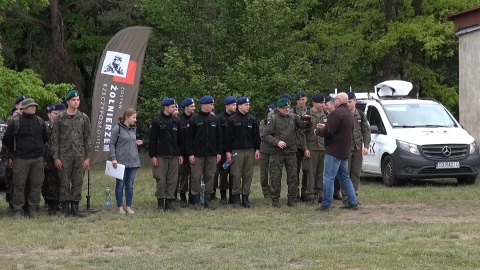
top-left (336, 203), bottom-right (480, 224)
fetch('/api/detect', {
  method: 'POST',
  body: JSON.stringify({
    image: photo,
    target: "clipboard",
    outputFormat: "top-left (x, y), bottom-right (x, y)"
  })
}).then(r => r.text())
top-left (105, 160), bottom-right (126, 179)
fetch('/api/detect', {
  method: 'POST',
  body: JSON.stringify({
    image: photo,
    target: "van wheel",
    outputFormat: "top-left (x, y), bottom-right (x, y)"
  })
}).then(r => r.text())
top-left (457, 176), bottom-right (477, 185)
top-left (381, 156), bottom-right (402, 186)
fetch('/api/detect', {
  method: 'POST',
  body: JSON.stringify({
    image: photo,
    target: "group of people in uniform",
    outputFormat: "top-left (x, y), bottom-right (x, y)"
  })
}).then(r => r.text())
top-left (1, 88), bottom-right (371, 217)
top-left (2, 90), bottom-right (92, 218)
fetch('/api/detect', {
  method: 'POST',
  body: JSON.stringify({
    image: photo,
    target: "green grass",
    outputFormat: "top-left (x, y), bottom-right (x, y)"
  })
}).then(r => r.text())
top-left (1, 157), bottom-right (480, 269)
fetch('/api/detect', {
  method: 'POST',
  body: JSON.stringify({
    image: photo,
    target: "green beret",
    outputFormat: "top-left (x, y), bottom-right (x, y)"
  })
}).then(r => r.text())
top-left (65, 89), bottom-right (79, 101)
top-left (277, 97), bottom-right (290, 108)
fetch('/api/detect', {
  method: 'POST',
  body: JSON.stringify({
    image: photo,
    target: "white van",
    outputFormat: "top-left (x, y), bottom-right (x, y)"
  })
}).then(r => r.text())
top-left (356, 80), bottom-right (480, 186)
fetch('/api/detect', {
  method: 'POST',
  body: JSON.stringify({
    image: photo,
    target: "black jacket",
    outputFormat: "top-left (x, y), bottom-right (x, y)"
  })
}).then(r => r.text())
top-left (185, 110), bottom-right (223, 157)
top-left (178, 112), bottom-right (194, 156)
top-left (148, 112), bottom-right (184, 157)
top-left (2, 113), bottom-right (48, 159)
top-left (224, 110), bottom-right (261, 152)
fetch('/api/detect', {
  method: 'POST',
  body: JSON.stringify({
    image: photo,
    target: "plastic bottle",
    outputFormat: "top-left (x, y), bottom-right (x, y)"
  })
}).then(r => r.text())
top-left (105, 187), bottom-right (112, 208)
top-left (200, 180), bottom-right (205, 204)
top-left (222, 152), bottom-right (238, 170)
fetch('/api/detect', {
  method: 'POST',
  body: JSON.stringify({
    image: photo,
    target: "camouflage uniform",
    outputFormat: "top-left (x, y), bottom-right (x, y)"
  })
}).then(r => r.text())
top-left (42, 120), bottom-right (61, 213)
top-left (259, 118), bottom-right (273, 197)
top-left (290, 105), bottom-right (309, 200)
top-left (262, 109), bottom-right (307, 207)
top-left (343, 108), bottom-right (370, 200)
top-left (51, 111), bottom-right (92, 213)
top-left (305, 109), bottom-right (328, 202)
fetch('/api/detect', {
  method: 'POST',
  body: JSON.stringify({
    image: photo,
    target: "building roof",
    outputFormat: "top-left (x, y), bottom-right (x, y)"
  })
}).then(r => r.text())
top-left (446, 6), bottom-right (480, 33)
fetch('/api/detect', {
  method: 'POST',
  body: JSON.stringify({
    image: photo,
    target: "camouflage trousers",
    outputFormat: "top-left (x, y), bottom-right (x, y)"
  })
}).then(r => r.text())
top-left (259, 151), bottom-right (271, 196)
top-left (269, 152), bottom-right (297, 200)
top-left (58, 156), bottom-right (85, 202)
top-left (42, 158), bottom-right (61, 201)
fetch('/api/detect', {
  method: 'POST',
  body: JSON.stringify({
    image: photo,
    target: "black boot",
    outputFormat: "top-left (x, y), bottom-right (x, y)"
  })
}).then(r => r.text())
top-left (194, 194), bottom-right (203, 211)
top-left (61, 201), bottom-right (70, 217)
top-left (287, 197), bottom-right (296, 207)
top-left (242, 195), bottom-right (253, 208)
top-left (220, 190), bottom-right (227, 205)
top-left (188, 192), bottom-right (194, 205)
top-left (232, 194), bottom-right (241, 208)
top-left (71, 201), bottom-right (86, 218)
top-left (180, 193), bottom-right (188, 208)
top-left (165, 199), bottom-right (175, 211)
top-left (228, 188), bottom-right (233, 204)
top-left (157, 198), bottom-right (165, 212)
top-left (47, 200), bottom-right (57, 216)
top-left (204, 194), bottom-right (216, 210)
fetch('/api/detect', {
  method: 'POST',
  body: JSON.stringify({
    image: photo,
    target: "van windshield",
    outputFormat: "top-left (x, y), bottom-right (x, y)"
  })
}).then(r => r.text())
top-left (383, 103), bottom-right (457, 128)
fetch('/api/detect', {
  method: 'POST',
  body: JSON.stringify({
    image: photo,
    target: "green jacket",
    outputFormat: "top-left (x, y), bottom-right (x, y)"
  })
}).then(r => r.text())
top-left (51, 110), bottom-right (92, 159)
top-left (352, 108), bottom-right (371, 151)
top-left (262, 110), bottom-right (307, 154)
top-left (305, 109), bottom-right (328, 151)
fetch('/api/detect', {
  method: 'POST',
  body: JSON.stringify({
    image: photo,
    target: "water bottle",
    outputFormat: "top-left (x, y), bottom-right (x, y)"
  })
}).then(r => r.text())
top-left (105, 187), bottom-right (112, 208)
top-left (222, 152), bottom-right (238, 169)
top-left (200, 180), bottom-right (205, 204)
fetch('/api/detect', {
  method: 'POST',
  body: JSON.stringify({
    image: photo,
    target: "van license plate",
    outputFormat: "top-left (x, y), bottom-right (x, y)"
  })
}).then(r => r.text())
top-left (435, 162), bottom-right (460, 169)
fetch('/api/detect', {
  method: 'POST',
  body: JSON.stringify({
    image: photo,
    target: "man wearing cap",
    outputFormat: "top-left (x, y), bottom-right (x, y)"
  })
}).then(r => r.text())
top-left (224, 97), bottom-right (261, 208)
top-left (51, 89), bottom-right (92, 217)
top-left (259, 104), bottom-right (276, 198)
top-left (345, 91), bottom-right (371, 203)
top-left (149, 98), bottom-right (184, 211)
top-left (177, 97), bottom-right (196, 207)
top-left (216, 96), bottom-right (236, 205)
top-left (185, 95), bottom-right (223, 210)
top-left (304, 93), bottom-right (328, 204)
top-left (290, 91), bottom-right (310, 202)
top-left (42, 103), bottom-right (66, 215)
top-left (2, 98), bottom-right (48, 218)
top-left (314, 92), bottom-right (358, 211)
top-left (262, 97), bottom-right (309, 208)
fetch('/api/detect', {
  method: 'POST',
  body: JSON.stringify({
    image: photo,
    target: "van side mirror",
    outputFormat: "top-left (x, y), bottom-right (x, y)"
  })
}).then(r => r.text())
top-left (370, 125), bottom-right (380, 134)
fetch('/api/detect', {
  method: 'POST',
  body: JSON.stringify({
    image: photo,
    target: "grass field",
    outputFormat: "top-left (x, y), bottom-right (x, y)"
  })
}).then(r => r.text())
top-left (1, 156), bottom-right (480, 269)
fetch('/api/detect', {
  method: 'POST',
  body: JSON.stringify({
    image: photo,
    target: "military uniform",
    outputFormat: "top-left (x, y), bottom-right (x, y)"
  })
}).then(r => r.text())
top-left (177, 111), bottom-right (193, 207)
top-left (224, 104), bottom-right (261, 208)
top-left (290, 105), bottom-right (309, 201)
top-left (216, 109), bottom-right (234, 203)
top-left (51, 110), bottom-right (92, 216)
top-left (262, 105), bottom-right (308, 207)
top-left (148, 109), bottom-right (184, 211)
top-left (305, 108), bottom-right (328, 202)
top-left (185, 108), bottom-right (223, 210)
top-left (42, 119), bottom-right (62, 214)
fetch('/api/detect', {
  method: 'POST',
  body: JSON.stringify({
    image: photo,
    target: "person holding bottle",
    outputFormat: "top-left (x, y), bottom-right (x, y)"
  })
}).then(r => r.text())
top-left (109, 108), bottom-right (142, 214)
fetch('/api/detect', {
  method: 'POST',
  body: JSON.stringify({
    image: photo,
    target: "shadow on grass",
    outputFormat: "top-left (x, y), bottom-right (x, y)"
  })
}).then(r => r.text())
top-left (361, 176), bottom-right (464, 188)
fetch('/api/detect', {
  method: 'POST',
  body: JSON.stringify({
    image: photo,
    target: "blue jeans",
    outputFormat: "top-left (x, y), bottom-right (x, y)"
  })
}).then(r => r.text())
top-left (322, 154), bottom-right (357, 207)
top-left (116, 167), bottom-right (138, 207)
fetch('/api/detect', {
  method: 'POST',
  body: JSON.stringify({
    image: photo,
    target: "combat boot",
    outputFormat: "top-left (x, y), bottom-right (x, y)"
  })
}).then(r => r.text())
top-left (241, 195), bottom-right (253, 208)
top-left (179, 193), bottom-right (188, 208)
top-left (28, 206), bottom-right (40, 219)
top-left (157, 198), bottom-right (165, 212)
top-left (272, 199), bottom-right (281, 208)
top-left (165, 199), bottom-right (175, 211)
top-left (287, 197), bottom-right (296, 207)
top-left (71, 201), bottom-right (87, 218)
top-left (194, 194), bottom-right (203, 211)
top-left (219, 190), bottom-right (227, 205)
top-left (61, 201), bottom-right (70, 217)
top-left (47, 200), bottom-right (57, 216)
top-left (204, 195), bottom-right (216, 210)
top-left (232, 194), bottom-right (241, 208)
top-left (211, 189), bottom-right (218, 200)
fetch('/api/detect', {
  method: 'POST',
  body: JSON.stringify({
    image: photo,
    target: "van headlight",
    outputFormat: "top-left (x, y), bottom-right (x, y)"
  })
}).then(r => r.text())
top-left (469, 141), bottom-right (478, 154)
top-left (397, 140), bottom-right (420, 155)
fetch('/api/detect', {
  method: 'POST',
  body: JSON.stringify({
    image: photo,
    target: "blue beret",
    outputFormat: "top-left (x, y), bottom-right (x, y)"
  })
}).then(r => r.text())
top-left (237, 96), bottom-right (250, 105)
top-left (65, 90), bottom-right (79, 101)
top-left (161, 98), bottom-right (176, 106)
top-left (266, 104), bottom-right (276, 113)
top-left (49, 103), bottom-right (66, 112)
top-left (312, 93), bottom-right (325, 103)
top-left (279, 93), bottom-right (292, 101)
top-left (223, 96), bottom-right (236, 105)
top-left (277, 98), bottom-right (290, 108)
top-left (325, 96), bottom-right (333, 103)
top-left (15, 94), bottom-right (28, 105)
top-left (296, 91), bottom-right (307, 100)
top-left (199, 95), bottom-right (214, 104)
top-left (181, 98), bottom-right (194, 107)
top-left (347, 92), bottom-right (356, 100)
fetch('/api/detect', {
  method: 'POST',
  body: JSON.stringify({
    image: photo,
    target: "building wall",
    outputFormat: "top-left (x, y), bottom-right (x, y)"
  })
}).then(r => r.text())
top-left (458, 30), bottom-right (480, 144)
